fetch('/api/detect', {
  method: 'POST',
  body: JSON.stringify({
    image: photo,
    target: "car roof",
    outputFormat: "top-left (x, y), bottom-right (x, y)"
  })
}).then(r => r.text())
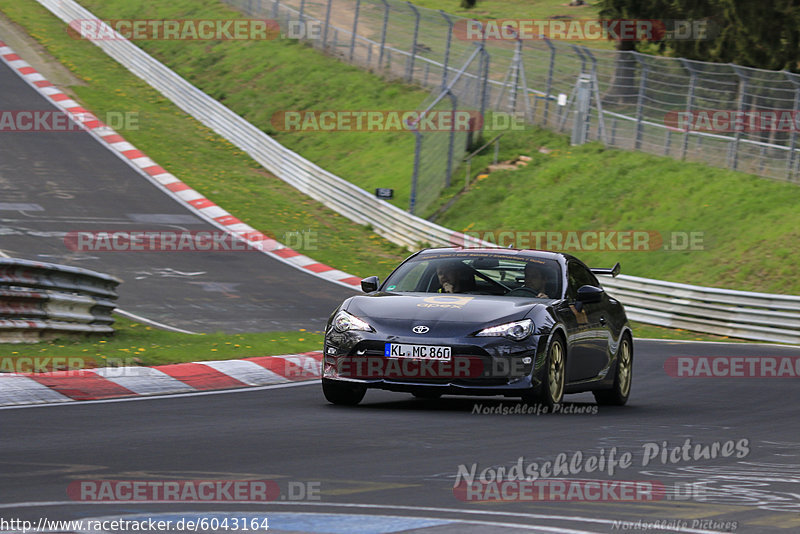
top-left (415, 247), bottom-right (574, 263)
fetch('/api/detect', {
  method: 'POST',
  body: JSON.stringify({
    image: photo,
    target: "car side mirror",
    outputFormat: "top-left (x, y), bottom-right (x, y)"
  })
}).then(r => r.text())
top-left (576, 285), bottom-right (604, 304)
top-left (361, 276), bottom-right (379, 293)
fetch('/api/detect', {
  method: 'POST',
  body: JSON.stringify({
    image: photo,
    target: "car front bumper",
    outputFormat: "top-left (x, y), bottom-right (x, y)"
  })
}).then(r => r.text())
top-left (323, 329), bottom-right (551, 396)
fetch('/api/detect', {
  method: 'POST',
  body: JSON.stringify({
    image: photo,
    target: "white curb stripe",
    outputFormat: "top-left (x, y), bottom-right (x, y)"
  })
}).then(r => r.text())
top-left (198, 360), bottom-right (286, 386)
top-left (0, 376), bottom-right (74, 405)
top-left (92, 366), bottom-right (196, 396)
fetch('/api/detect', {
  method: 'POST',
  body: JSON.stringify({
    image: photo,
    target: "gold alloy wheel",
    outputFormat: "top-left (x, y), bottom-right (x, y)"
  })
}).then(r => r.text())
top-left (548, 340), bottom-right (565, 402)
top-left (618, 338), bottom-right (632, 397)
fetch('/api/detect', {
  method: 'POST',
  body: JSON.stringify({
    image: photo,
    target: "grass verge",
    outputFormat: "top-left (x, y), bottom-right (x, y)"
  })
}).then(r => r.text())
top-left (0, 316), bottom-right (324, 367)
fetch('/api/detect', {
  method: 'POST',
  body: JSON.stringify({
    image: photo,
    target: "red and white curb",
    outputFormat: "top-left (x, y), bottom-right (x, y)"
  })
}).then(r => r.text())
top-left (0, 40), bottom-right (362, 290)
top-left (0, 352), bottom-right (322, 406)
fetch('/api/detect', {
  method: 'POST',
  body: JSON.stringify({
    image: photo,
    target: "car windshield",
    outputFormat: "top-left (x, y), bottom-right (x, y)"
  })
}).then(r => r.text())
top-left (382, 253), bottom-right (562, 297)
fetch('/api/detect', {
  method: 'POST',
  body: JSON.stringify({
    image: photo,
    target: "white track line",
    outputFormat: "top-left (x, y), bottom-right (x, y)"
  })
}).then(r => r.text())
top-left (114, 308), bottom-right (198, 335)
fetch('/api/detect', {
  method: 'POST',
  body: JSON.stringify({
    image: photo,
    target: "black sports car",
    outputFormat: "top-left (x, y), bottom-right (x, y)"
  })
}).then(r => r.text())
top-left (322, 248), bottom-right (633, 408)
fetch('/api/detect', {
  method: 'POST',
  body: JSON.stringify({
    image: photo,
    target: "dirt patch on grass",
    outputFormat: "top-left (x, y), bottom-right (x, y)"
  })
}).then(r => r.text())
top-left (0, 10), bottom-right (84, 94)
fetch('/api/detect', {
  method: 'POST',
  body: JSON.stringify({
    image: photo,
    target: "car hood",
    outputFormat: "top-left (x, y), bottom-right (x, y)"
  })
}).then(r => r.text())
top-left (343, 292), bottom-right (550, 336)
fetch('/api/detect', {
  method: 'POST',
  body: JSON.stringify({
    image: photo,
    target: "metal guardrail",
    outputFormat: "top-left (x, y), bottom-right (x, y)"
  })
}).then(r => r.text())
top-left (601, 275), bottom-right (800, 345)
top-left (33, 0), bottom-right (800, 344)
top-left (0, 258), bottom-right (121, 343)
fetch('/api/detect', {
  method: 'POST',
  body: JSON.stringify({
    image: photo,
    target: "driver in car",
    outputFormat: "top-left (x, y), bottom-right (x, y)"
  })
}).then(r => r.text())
top-left (522, 262), bottom-right (550, 298)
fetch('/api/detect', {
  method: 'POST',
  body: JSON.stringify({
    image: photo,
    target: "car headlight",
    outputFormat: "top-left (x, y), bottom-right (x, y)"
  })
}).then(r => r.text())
top-left (475, 319), bottom-right (533, 341)
top-left (332, 309), bottom-right (373, 333)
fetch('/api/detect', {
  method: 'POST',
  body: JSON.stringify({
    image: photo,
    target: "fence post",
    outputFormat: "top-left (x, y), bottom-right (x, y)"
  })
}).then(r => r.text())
top-left (730, 65), bottom-right (748, 171)
top-left (406, 2), bottom-right (420, 83)
top-left (583, 47), bottom-right (607, 144)
top-left (349, 0), bottom-right (360, 61)
top-left (542, 37), bottom-right (555, 127)
top-left (445, 90), bottom-right (457, 187)
top-left (680, 59), bottom-right (696, 161)
top-left (509, 32), bottom-right (523, 116)
top-left (494, 27), bottom-right (531, 122)
top-left (633, 54), bottom-right (648, 151)
top-left (571, 74), bottom-right (592, 146)
top-left (439, 11), bottom-right (453, 90)
top-left (785, 71), bottom-right (800, 181)
top-left (322, 0), bottom-right (333, 50)
top-left (378, 0), bottom-right (390, 70)
top-left (410, 129), bottom-right (422, 214)
top-left (571, 46), bottom-right (591, 143)
top-left (271, 0), bottom-right (279, 19)
top-left (477, 41), bottom-right (490, 130)
top-left (298, 0), bottom-right (305, 23)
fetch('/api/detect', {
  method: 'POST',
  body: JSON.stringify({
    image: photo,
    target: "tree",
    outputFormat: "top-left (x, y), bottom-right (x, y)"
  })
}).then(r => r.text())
top-left (598, 0), bottom-right (673, 104)
top-left (599, 0), bottom-right (800, 71)
top-left (461, 0), bottom-right (477, 9)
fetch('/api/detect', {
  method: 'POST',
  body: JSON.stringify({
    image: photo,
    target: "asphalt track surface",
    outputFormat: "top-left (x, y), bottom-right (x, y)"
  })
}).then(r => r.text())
top-left (2, 339), bottom-right (800, 533)
top-left (0, 59), bottom-right (353, 333)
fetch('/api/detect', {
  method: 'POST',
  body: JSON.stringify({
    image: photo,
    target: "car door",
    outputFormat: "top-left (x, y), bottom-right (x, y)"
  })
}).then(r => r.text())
top-left (562, 261), bottom-right (610, 382)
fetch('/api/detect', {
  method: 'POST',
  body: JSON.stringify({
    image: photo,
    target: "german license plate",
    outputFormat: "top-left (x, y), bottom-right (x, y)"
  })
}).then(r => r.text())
top-left (384, 343), bottom-right (451, 361)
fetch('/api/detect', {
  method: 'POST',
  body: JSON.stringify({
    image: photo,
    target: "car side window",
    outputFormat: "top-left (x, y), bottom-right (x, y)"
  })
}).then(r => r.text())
top-left (567, 261), bottom-right (600, 300)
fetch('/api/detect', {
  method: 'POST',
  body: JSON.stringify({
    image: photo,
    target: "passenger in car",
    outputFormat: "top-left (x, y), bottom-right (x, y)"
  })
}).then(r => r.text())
top-left (436, 260), bottom-right (476, 293)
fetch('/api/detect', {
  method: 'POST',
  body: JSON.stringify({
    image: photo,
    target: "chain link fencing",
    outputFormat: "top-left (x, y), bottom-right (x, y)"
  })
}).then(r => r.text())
top-left (226, 0), bottom-right (800, 213)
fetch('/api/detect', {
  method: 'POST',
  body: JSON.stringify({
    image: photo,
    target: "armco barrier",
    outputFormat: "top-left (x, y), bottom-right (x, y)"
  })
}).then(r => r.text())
top-left (602, 275), bottom-right (800, 345)
top-left (0, 258), bottom-right (121, 342)
top-left (32, 0), bottom-right (800, 344)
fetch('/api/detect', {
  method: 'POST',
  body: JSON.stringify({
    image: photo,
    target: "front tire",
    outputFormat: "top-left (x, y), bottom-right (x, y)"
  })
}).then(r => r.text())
top-left (523, 335), bottom-right (565, 411)
top-left (322, 378), bottom-right (366, 406)
top-left (594, 334), bottom-right (633, 406)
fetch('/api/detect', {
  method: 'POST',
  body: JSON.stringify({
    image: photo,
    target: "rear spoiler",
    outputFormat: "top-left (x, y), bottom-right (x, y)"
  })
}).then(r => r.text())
top-left (590, 262), bottom-right (620, 277)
